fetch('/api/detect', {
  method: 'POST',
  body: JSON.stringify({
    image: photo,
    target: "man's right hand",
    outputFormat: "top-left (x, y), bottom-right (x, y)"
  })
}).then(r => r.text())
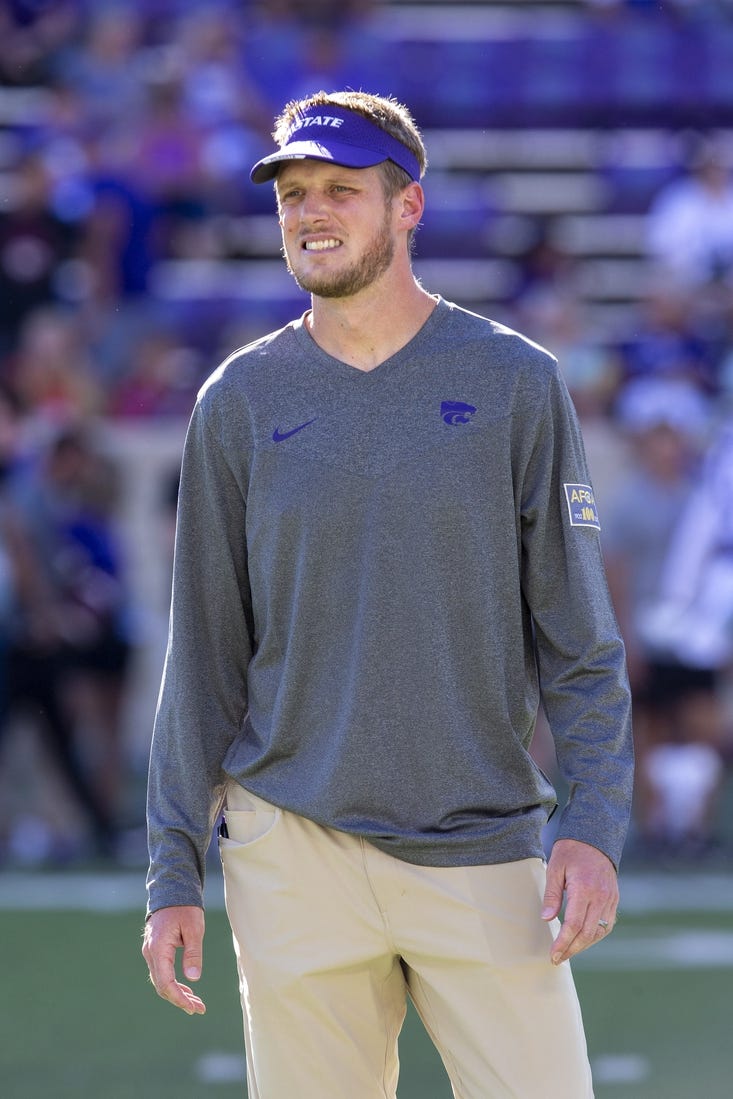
top-left (142, 905), bottom-right (207, 1015)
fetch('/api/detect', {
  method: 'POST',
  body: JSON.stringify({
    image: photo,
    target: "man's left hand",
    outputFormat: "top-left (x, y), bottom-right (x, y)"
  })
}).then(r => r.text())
top-left (541, 838), bottom-right (619, 965)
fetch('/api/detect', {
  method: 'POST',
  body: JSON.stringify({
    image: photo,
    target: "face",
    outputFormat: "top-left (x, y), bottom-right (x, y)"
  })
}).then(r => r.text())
top-left (276, 161), bottom-right (397, 299)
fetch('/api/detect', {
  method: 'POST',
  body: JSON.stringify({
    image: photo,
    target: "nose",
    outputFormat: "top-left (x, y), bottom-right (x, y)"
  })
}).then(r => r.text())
top-left (299, 189), bottom-right (330, 224)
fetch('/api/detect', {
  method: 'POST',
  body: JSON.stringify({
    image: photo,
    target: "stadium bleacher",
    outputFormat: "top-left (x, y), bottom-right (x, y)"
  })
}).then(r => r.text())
top-left (2, 2), bottom-right (732, 355)
top-left (159, 1), bottom-right (730, 347)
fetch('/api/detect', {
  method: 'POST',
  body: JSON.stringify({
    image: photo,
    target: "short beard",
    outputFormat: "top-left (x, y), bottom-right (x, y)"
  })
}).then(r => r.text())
top-left (285, 205), bottom-right (395, 299)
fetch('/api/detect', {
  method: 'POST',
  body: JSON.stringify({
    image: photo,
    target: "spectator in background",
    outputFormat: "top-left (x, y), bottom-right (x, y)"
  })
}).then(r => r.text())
top-left (110, 328), bottom-right (202, 419)
top-left (645, 133), bottom-right (733, 291)
top-left (5, 306), bottom-right (102, 433)
top-left (640, 135), bottom-right (733, 389)
top-left (615, 279), bottom-right (720, 396)
top-left (0, 0), bottom-right (82, 88)
top-left (25, 79), bottom-right (98, 251)
top-left (275, 23), bottom-right (360, 109)
top-left (38, 426), bottom-right (134, 824)
top-left (78, 127), bottom-right (158, 305)
top-left (54, 5), bottom-right (147, 131)
top-left (0, 381), bottom-right (25, 711)
top-left (13, 422), bottom-right (134, 832)
top-left (509, 218), bottom-right (620, 422)
top-left (130, 74), bottom-right (207, 256)
top-left (604, 376), bottom-right (728, 858)
top-left (247, 0), bottom-right (383, 108)
top-left (0, 153), bottom-right (80, 356)
top-left (0, 387), bottom-right (118, 862)
top-left (508, 218), bottom-right (626, 509)
top-left (171, 3), bottom-right (273, 213)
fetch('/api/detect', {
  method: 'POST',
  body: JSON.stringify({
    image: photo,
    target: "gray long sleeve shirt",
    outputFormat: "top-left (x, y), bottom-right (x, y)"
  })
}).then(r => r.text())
top-left (146, 297), bottom-right (633, 914)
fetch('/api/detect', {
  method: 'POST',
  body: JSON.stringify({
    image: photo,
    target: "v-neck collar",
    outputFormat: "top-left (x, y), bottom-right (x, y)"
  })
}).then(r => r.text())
top-left (292, 296), bottom-right (448, 382)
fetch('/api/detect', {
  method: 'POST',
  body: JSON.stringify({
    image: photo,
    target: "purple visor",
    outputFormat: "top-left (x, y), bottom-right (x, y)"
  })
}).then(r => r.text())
top-left (250, 105), bottom-right (421, 184)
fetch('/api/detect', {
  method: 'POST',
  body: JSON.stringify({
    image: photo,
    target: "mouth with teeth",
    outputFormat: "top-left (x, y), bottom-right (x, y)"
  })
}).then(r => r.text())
top-left (303, 239), bottom-right (342, 251)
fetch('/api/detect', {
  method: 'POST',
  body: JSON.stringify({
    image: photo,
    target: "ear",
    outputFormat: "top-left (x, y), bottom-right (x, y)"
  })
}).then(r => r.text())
top-left (397, 181), bottom-right (424, 232)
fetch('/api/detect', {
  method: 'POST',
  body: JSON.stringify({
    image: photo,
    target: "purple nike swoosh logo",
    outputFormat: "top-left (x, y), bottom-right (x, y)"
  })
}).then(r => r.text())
top-left (272, 418), bottom-right (317, 443)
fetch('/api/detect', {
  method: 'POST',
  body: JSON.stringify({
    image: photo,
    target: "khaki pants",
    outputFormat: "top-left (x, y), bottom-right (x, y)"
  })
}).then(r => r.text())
top-left (219, 782), bottom-right (594, 1099)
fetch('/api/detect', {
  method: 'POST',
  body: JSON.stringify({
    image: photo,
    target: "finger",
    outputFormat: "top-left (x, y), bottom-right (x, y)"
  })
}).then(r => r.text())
top-left (550, 889), bottom-right (606, 964)
top-left (552, 900), bottom-right (619, 964)
top-left (541, 866), bottom-right (565, 921)
top-left (550, 907), bottom-right (588, 965)
top-left (142, 929), bottom-right (177, 997)
top-left (157, 976), bottom-right (207, 1016)
top-left (596, 907), bottom-right (619, 937)
top-left (182, 936), bottom-right (203, 982)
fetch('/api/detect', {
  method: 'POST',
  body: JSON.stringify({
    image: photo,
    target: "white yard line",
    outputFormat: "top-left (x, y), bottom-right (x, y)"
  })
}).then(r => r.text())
top-left (575, 928), bottom-right (733, 970)
top-left (0, 869), bottom-right (226, 911)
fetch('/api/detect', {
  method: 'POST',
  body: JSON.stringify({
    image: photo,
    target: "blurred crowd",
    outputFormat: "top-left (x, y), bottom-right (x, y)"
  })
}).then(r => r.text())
top-left (497, 127), bottom-right (733, 864)
top-left (2, 0), bottom-right (733, 867)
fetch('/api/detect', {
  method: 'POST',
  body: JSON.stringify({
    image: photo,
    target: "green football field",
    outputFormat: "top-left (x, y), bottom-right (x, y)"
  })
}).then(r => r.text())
top-left (1, 870), bottom-right (732, 1099)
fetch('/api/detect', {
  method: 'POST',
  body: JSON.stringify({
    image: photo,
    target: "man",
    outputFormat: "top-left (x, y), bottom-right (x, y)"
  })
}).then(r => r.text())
top-left (143, 90), bottom-right (633, 1098)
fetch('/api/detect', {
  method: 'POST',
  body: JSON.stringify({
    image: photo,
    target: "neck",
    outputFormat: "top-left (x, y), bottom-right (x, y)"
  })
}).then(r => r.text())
top-left (307, 272), bottom-right (437, 372)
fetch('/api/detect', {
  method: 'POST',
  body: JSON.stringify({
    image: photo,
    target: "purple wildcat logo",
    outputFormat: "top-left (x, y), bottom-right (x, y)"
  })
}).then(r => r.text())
top-left (441, 401), bottom-right (477, 425)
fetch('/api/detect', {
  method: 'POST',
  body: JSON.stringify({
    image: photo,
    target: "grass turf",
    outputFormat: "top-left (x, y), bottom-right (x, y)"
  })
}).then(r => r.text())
top-left (1, 905), bottom-right (731, 1097)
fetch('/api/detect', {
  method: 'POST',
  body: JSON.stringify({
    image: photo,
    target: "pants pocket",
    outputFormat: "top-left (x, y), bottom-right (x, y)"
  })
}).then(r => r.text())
top-left (220, 782), bottom-right (280, 849)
